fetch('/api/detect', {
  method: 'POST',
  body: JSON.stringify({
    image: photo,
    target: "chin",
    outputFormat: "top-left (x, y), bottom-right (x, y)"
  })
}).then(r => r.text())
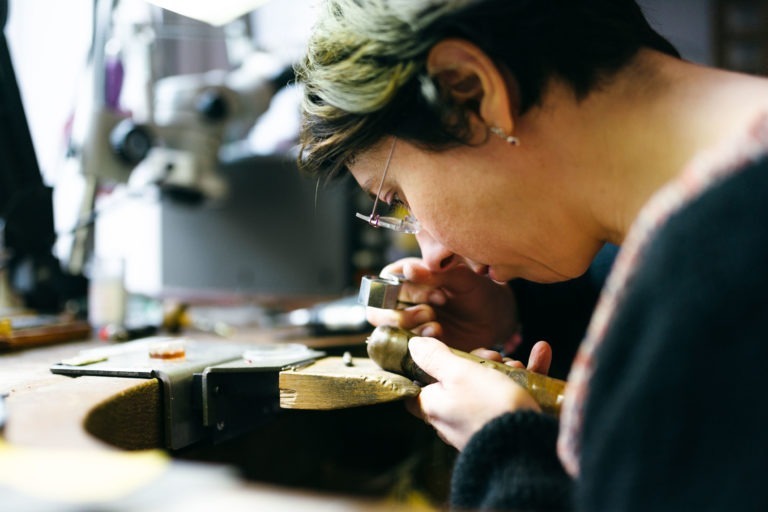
top-left (487, 266), bottom-right (512, 283)
top-left (531, 274), bottom-right (573, 284)
top-left (492, 265), bottom-right (575, 284)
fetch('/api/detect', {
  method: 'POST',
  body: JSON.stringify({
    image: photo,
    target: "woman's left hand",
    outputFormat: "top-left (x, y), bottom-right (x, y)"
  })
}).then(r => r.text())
top-left (405, 336), bottom-right (545, 451)
top-left (471, 340), bottom-right (553, 373)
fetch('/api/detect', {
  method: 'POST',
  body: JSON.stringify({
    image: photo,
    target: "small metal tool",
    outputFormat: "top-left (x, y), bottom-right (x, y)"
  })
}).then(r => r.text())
top-left (358, 273), bottom-right (408, 309)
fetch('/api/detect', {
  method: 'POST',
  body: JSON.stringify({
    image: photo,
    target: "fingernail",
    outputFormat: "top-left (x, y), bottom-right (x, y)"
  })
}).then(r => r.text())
top-left (421, 326), bottom-right (437, 337)
top-left (428, 290), bottom-right (446, 305)
top-left (408, 337), bottom-right (427, 354)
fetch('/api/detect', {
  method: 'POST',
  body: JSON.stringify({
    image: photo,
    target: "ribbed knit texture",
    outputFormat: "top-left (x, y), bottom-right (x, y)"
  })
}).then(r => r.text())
top-left (450, 411), bottom-right (571, 511)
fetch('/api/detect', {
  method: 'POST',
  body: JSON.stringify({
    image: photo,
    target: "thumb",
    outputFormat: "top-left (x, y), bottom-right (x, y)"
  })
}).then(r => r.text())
top-left (408, 336), bottom-right (467, 383)
top-left (527, 340), bottom-right (553, 375)
top-left (402, 261), bottom-right (448, 305)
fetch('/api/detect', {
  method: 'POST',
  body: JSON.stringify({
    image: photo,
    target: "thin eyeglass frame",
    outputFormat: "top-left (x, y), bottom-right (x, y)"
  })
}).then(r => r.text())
top-left (355, 139), bottom-right (421, 234)
top-left (369, 138), bottom-right (397, 227)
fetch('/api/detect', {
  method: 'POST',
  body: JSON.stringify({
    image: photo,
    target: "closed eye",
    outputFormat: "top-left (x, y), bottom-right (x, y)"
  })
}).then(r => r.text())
top-left (391, 193), bottom-right (411, 209)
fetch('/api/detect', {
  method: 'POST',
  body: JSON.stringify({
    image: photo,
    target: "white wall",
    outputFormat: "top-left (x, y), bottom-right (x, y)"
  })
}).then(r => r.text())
top-left (6, 0), bottom-right (93, 183)
top-left (252, 0), bottom-right (318, 63)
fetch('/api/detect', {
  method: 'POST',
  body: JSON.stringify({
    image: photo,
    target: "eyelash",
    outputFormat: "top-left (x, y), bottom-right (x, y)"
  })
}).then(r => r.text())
top-left (390, 193), bottom-right (408, 208)
top-left (371, 189), bottom-right (409, 210)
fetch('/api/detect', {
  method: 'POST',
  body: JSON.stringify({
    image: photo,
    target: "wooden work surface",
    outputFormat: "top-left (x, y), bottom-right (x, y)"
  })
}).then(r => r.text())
top-left (0, 329), bottom-right (449, 510)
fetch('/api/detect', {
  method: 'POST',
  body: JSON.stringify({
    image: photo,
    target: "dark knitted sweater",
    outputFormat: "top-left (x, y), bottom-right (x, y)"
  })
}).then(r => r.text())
top-left (450, 155), bottom-right (768, 511)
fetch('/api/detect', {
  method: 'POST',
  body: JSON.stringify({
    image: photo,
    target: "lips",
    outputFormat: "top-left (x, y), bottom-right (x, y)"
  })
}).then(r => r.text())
top-left (468, 262), bottom-right (508, 284)
top-left (487, 266), bottom-right (508, 284)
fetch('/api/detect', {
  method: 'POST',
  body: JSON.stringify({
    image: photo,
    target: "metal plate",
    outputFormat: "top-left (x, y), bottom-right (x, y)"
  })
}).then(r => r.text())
top-left (50, 337), bottom-right (324, 449)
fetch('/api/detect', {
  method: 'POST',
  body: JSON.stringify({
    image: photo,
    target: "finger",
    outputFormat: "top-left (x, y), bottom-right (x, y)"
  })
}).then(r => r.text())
top-left (404, 396), bottom-right (427, 422)
top-left (406, 262), bottom-right (481, 296)
top-left (409, 386), bottom-right (456, 448)
top-left (397, 282), bottom-right (447, 308)
top-left (410, 320), bottom-right (443, 339)
top-left (404, 286), bottom-right (447, 307)
top-left (380, 257), bottom-right (422, 279)
top-left (470, 348), bottom-right (504, 362)
top-left (380, 258), bottom-right (440, 305)
top-left (409, 336), bottom-right (472, 382)
top-left (367, 304), bottom-right (442, 336)
top-left (374, 304), bottom-right (437, 331)
top-left (365, 307), bottom-right (405, 327)
top-left (401, 261), bottom-right (448, 305)
top-left (527, 340), bottom-right (553, 374)
top-left (399, 304), bottom-right (435, 325)
top-left (400, 259), bottom-right (431, 282)
top-left (504, 359), bottom-right (526, 369)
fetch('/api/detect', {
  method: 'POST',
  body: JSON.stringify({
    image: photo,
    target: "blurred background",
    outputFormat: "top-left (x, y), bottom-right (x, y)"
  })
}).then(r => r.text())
top-left (2, 0), bottom-right (426, 339)
top-left (2, 0), bottom-right (767, 508)
top-left (2, 0), bottom-right (767, 329)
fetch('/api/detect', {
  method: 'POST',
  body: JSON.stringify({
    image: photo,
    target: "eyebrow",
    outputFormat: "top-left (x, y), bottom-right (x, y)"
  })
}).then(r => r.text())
top-left (362, 164), bottom-right (387, 198)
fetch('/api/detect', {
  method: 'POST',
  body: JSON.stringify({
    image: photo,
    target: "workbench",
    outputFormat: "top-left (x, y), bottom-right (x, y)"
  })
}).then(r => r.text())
top-left (0, 328), bottom-right (455, 511)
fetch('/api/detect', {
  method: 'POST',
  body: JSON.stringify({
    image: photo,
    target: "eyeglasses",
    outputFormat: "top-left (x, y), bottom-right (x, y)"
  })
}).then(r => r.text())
top-left (355, 139), bottom-right (421, 234)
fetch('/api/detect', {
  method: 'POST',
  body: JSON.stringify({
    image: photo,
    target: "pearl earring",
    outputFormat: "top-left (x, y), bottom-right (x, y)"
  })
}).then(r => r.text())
top-left (490, 126), bottom-right (520, 146)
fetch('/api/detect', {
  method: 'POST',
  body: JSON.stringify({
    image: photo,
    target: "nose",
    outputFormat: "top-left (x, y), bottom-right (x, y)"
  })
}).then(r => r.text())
top-left (416, 230), bottom-right (459, 272)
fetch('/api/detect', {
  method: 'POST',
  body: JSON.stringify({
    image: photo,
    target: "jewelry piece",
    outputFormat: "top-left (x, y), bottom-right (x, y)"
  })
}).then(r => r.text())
top-left (490, 126), bottom-right (520, 146)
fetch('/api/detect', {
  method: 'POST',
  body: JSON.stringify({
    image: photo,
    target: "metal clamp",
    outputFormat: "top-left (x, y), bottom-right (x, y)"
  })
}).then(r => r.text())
top-left (50, 338), bottom-right (324, 449)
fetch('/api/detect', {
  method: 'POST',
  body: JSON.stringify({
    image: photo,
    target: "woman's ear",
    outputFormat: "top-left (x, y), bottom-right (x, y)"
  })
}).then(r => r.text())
top-left (426, 38), bottom-right (517, 136)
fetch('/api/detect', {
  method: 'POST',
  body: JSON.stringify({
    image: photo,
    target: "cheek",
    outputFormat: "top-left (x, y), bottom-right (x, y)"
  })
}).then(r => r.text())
top-left (403, 153), bottom-right (514, 259)
top-left (412, 181), bottom-right (509, 255)
top-left (420, 203), bottom-right (510, 261)
top-left (453, 199), bottom-right (510, 253)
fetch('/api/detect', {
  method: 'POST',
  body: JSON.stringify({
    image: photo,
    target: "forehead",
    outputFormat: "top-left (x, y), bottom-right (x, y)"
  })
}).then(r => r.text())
top-left (347, 138), bottom-right (396, 186)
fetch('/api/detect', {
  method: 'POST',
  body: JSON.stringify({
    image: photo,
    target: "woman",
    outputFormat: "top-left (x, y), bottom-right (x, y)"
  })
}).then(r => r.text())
top-left (297, 0), bottom-right (768, 510)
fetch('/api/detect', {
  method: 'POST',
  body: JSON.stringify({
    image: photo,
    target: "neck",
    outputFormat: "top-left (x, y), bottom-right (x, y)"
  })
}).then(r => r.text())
top-left (527, 49), bottom-right (768, 246)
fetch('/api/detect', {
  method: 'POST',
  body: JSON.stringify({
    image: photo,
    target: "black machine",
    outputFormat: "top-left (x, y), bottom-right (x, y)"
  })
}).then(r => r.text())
top-left (0, 0), bottom-right (86, 311)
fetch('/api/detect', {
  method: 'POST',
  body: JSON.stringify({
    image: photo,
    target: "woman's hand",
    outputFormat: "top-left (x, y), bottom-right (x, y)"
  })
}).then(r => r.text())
top-left (471, 340), bottom-right (553, 373)
top-left (406, 336), bottom-right (547, 451)
top-left (365, 258), bottom-right (519, 353)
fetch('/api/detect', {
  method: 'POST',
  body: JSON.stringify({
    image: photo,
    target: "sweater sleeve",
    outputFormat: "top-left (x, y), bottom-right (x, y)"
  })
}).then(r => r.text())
top-left (450, 411), bottom-right (573, 511)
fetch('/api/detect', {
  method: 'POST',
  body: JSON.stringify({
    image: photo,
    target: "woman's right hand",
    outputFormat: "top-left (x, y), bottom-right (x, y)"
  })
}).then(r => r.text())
top-left (365, 257), bottom-right (520, 353)
top-left (405, 335), bottom-right (545, 450)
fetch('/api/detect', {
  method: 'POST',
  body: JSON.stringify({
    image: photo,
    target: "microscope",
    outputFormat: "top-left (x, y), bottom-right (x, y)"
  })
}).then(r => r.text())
top-left (62, 0), bottom-right (293, 277)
